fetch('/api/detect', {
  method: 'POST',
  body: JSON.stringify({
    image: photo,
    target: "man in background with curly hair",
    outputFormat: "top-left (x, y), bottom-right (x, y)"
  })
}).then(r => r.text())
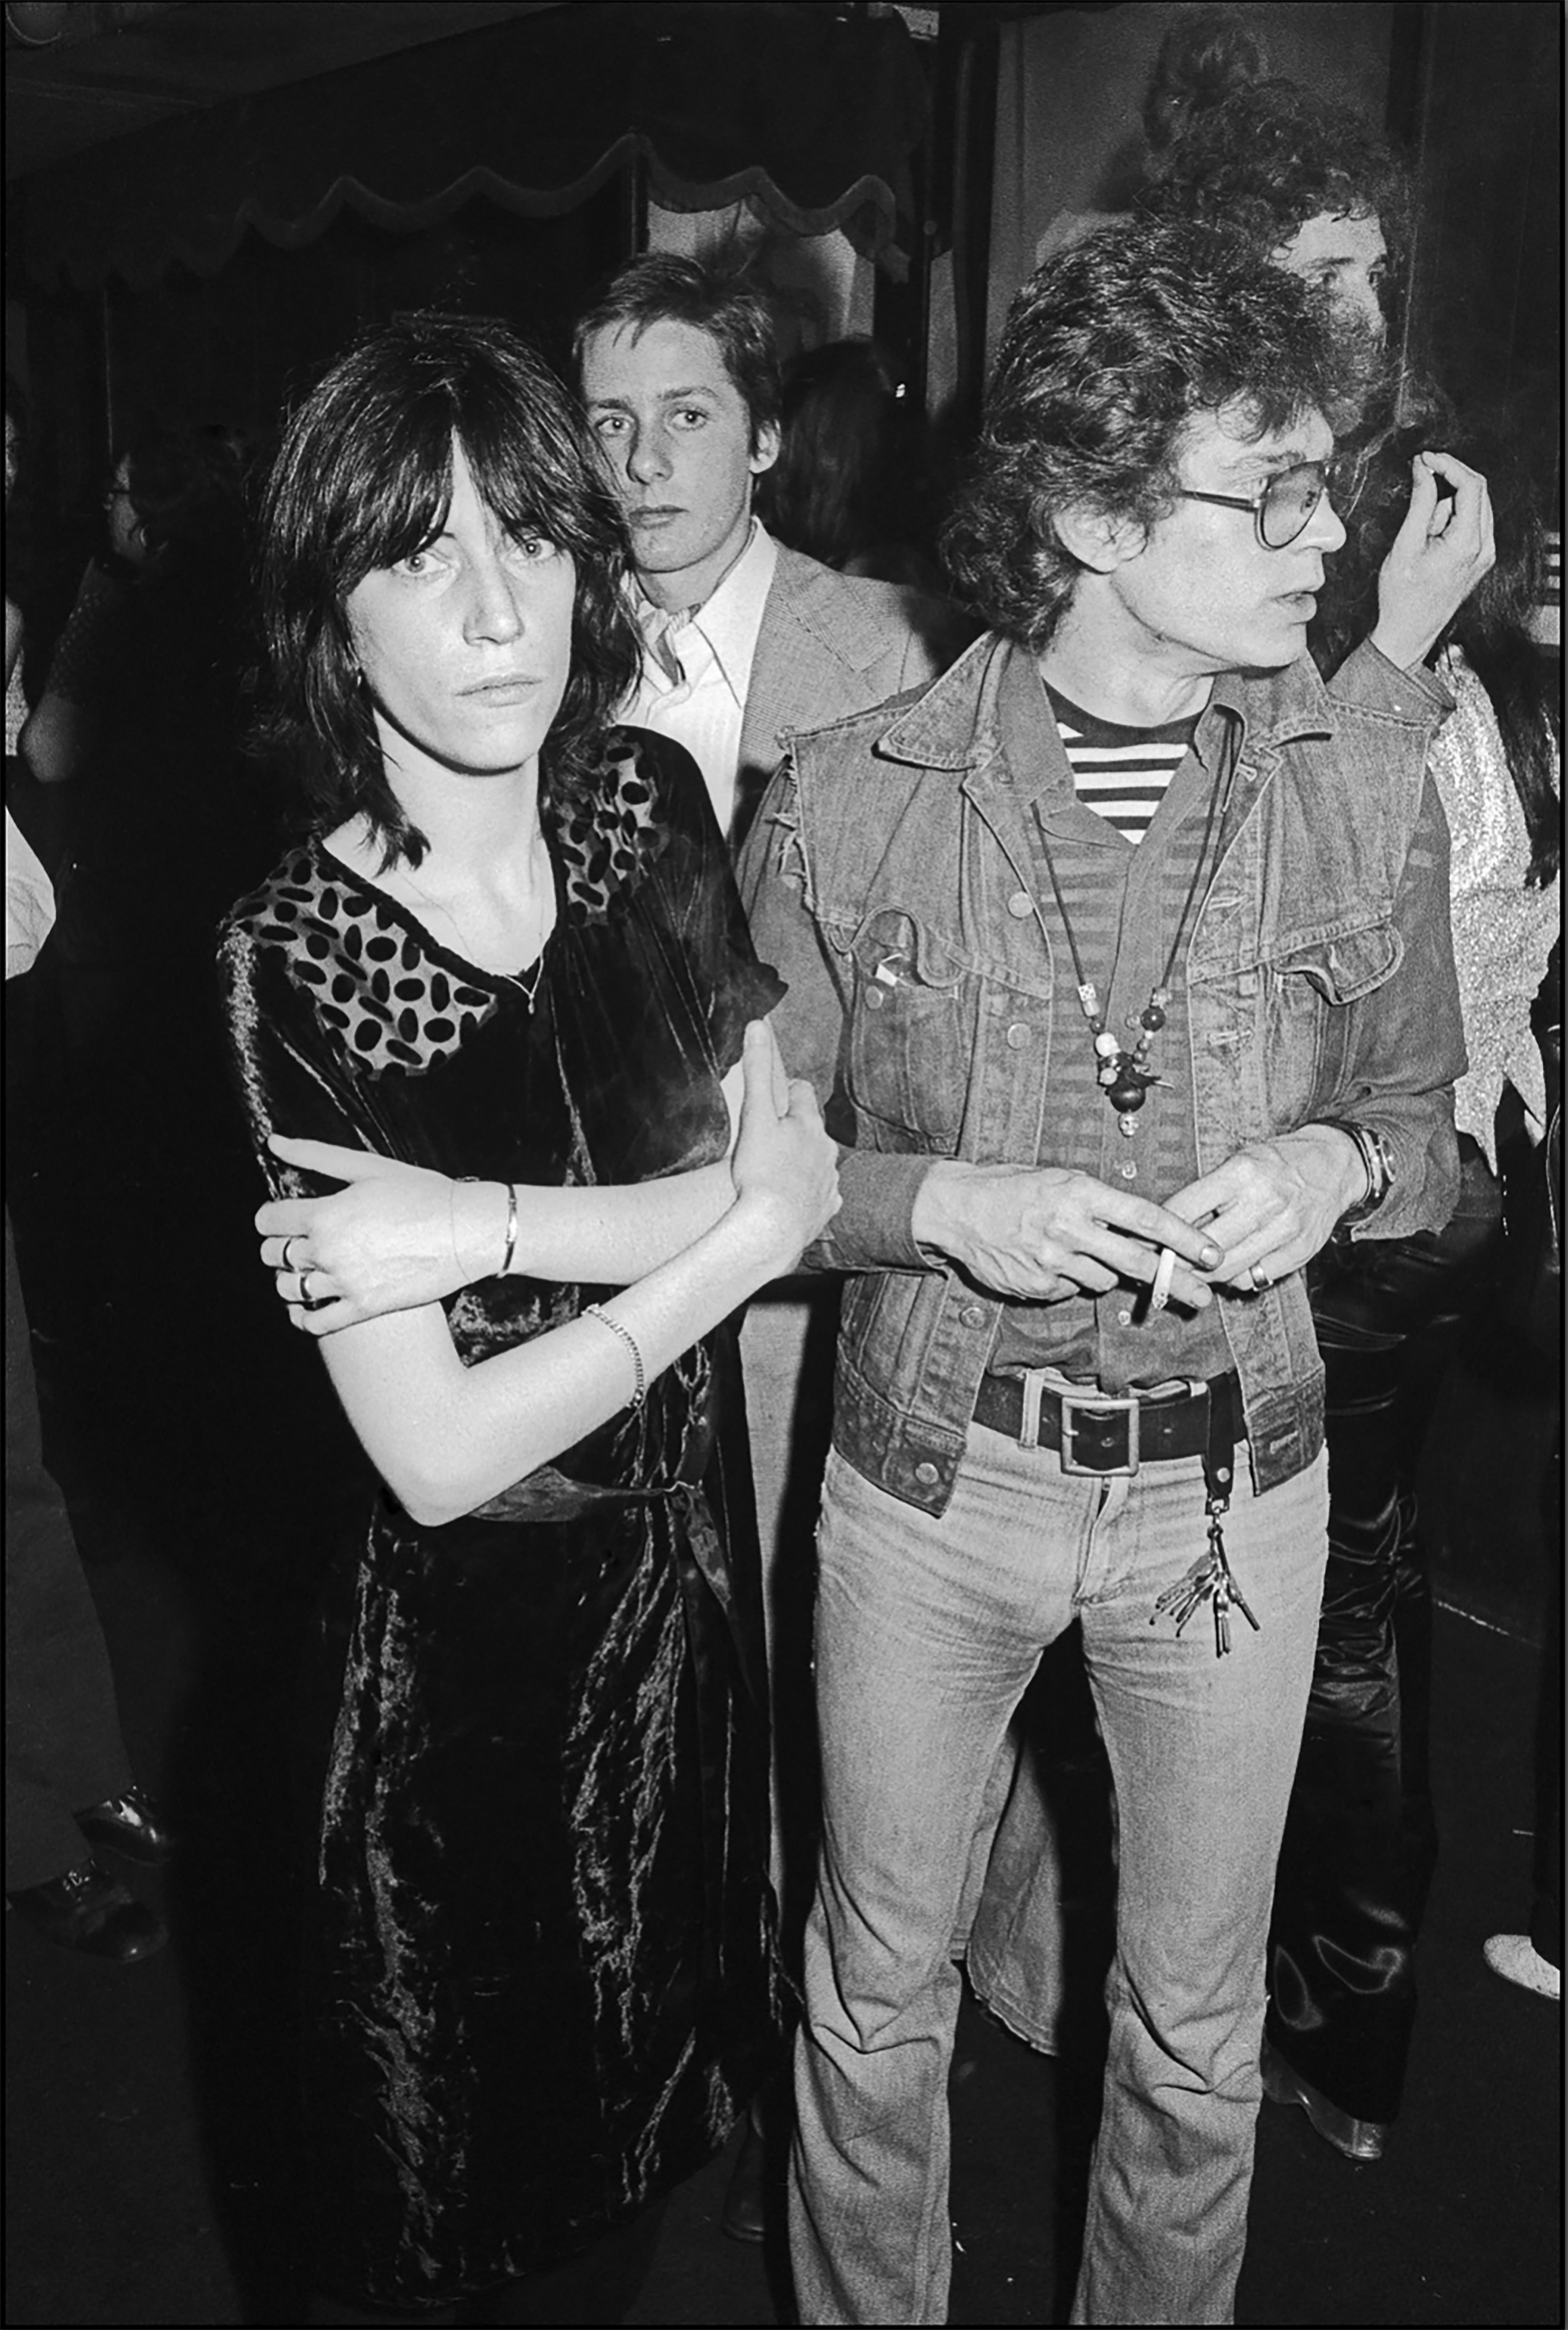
top-left (739, 219), bottom-right (1467, 2324)
top-left (1144, 61), bottom-right (1406, 343)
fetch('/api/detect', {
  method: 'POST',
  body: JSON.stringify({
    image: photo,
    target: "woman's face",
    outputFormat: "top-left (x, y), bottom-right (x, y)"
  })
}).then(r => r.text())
top-left (104, 459), bottom-right (148, 564)
top-left (344, 441), bottom-right (576, 793)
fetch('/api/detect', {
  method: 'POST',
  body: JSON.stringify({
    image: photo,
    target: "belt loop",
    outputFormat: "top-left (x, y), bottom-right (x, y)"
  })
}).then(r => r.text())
top-left (1019, 1369), bottom-right (1045, 1451)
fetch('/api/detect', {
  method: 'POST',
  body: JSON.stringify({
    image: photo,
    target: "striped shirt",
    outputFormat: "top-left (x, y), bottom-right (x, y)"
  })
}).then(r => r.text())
top-left (988, 657), bottom-right (1240, 1393)
top-left (1044, 685), bottom-right (1197, 842)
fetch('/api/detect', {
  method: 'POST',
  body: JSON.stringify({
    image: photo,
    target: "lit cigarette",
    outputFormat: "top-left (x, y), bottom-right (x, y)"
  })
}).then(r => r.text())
top-left (1149, 1245), bottom-right (1178, 1314)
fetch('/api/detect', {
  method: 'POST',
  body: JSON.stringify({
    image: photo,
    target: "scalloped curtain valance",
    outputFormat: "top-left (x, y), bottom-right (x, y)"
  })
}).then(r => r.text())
top-left (18, 3), bottom-right (929, 292)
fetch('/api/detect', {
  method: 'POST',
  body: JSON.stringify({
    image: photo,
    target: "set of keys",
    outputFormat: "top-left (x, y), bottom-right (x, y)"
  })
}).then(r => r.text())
top-left (1153, 1505), bottom-right (1261, 1658)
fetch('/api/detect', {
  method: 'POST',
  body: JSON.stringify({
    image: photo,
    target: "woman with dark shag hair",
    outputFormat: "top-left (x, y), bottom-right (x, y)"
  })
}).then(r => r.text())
top-left (218, 313), bottom-right (837, 2322)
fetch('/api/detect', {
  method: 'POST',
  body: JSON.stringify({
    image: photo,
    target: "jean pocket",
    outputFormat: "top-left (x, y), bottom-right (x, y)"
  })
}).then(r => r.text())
top-left (1268, 919), bottom-right (1402, 1119)
top-left (842, 906), bottom-right (968, 1150)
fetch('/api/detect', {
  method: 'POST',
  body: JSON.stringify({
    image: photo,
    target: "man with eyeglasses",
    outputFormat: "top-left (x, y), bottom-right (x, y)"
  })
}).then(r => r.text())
top-left (975, 70), bottom-right (1505, 2177)
top-left (738, 220), bottom-right (1465, 2324)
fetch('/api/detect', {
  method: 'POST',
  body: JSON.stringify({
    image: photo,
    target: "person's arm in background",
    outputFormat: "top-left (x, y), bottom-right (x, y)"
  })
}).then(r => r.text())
top-left (16, 562), bottom-right (124, 787)
top-left (17, 692), bottom-right (94, 786)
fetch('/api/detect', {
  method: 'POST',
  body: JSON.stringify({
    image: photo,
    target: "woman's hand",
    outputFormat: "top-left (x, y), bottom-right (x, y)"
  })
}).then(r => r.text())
top-left (258, 1135), bottom-right (506, 1336)
top-left (1369, 451), bottom-right (1495, 672)
top-left (728, 1021), bottom-right (841, 1272)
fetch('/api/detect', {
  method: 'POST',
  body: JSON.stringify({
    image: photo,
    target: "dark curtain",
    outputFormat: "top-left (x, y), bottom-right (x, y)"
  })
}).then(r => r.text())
top-left (18, 3), bottom-right (928, 294)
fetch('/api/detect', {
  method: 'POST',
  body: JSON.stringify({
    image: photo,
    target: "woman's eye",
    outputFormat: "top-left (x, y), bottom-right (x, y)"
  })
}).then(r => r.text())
top-left (394, 548), bottom-right (441, 578)
top-left (508, 533), bottom-right (553, 562)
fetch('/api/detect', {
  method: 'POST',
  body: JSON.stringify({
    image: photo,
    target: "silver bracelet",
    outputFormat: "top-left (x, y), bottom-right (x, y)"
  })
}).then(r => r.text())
top-left (581, 1302), bottom-right (647, 1411)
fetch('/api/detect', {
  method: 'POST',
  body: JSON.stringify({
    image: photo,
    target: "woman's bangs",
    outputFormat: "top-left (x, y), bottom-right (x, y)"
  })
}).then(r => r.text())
top-left (458, 410), bottom-right (591, 561)
top-left (341, 413), bottom-right (457, 580)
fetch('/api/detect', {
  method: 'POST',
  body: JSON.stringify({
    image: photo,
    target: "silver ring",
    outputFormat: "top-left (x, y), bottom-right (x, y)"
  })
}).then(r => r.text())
top-left (298, 1269), bottom-right (314, 1306)
top-left (282, 1234), bottom-right (300, 1274)
top-left (1250, 1263), bottom-right (1271, 1292)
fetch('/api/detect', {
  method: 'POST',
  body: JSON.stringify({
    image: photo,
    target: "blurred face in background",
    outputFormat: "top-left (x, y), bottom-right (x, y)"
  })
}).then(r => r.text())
top-left (104, 460), bottom-right (149, 566)
top-left (1272, 209), bottom-right (1389, 342)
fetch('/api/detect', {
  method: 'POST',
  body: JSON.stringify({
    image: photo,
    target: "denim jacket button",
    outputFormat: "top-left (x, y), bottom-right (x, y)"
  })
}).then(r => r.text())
top-left (1007, 890), bottom-right (1033, 918)
top-left (1005, 1022), bottom-right (1031, 1048)
top-left (914, 1461), bottom-right (940, 1487)
top-left (960, 1304), bottom-right (987, 1329)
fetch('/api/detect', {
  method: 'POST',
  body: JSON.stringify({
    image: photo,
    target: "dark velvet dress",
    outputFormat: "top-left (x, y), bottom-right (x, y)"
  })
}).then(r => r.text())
top-left (217, 730), bottom-right (784, 2312)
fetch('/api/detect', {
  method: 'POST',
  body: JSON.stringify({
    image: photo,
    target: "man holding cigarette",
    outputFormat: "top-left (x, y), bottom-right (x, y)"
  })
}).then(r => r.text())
top-left (739, 219), bottom-right (1465, 2324)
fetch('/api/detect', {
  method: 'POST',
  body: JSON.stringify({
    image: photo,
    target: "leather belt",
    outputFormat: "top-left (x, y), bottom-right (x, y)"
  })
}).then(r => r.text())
top-left (971, 1369), bottom-right (1242, 1477)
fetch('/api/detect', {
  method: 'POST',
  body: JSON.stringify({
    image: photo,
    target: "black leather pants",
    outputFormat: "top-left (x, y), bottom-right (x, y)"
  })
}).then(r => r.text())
top-left (1264, 1141), bottom-right (1502, 2125)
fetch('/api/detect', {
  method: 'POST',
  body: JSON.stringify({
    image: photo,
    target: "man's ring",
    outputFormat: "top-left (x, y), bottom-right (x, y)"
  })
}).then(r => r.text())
top-left (282, 1234), bottom-right (300, 1274)
top-left (299, 1268), bottom-right (314, 1306)
top-left (1249, 1262), bottom-right (1271, 1292)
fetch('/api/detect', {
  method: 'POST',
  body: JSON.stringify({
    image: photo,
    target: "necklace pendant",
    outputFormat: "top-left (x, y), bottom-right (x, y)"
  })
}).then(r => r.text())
top-left (1106, 1069), bottom-right (1148, 1114)
top-left (1118, 1112), bottom-right (1140, 1138)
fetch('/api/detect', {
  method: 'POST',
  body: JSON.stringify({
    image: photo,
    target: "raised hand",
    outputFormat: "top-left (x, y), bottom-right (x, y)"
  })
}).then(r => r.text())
top-left (1369, 450), bottom-right (1495, 672)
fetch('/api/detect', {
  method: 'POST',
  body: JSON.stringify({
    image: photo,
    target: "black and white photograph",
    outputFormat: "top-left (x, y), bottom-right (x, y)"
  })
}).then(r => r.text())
top-left (4, 5), bottom-right (1560, 2323)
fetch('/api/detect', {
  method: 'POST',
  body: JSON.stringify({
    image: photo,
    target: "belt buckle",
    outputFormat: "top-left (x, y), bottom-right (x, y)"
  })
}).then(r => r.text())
top-left (1059, 1389), bottom-right (1141, 1476)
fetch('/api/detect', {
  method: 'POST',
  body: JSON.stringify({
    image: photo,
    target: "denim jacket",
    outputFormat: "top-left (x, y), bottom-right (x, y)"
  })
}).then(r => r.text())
top-left (738, 633), bottom-right (1465, 1511)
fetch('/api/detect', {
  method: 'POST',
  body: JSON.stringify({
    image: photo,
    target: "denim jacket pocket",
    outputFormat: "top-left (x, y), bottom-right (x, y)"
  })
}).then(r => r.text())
top-left (1266, 918), bottom-right (1403, 1120)
top-left (838, 906), bottom-right (968, 1152)
top-left (1272, 919), bottom-right (1404, 1004)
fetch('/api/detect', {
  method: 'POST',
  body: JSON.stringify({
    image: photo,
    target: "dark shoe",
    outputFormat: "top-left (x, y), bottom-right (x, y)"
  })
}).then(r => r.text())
top-left (8, 1858), bottom-right (167, 1963)
top-left (75, 1785), bottom-right (176, 1866)
top-left (1260, 2034), bottom-right (1386, 2161)
top-left (721, 2109), bottom-right (773, 2245)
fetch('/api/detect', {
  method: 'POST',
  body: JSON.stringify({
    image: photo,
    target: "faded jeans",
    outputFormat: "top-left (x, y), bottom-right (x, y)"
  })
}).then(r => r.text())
top-left (790, 1426), bottom-right (1329, 2326)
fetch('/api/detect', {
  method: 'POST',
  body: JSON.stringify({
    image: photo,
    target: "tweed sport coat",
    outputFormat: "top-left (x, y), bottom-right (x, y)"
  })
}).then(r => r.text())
top-left (731, 543), bottom-right (968, 848)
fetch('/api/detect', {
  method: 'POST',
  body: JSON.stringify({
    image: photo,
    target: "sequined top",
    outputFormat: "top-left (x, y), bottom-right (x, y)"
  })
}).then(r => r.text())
top-left (1430, 649), bottom-right (1560, 1167)
top-left (4, 658), bottom-right (26, 755)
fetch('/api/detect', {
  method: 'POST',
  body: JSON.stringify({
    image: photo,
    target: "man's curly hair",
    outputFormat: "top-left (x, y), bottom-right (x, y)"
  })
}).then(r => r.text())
top-left (1144, 78), bottom-right (1410, 266)
top-left (941, 220), bottom-right (1350, 651)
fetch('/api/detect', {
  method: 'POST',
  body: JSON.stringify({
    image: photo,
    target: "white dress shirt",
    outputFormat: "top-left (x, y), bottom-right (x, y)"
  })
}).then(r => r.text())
top-left (6, 808), bottom-right (55, 982)
top-left (624, 520), bottom-right (779, 841)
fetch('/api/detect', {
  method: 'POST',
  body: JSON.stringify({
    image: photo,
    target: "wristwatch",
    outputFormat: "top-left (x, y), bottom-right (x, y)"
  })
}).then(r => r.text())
top-left (1318, 1118), bottom-right (1395, 1228)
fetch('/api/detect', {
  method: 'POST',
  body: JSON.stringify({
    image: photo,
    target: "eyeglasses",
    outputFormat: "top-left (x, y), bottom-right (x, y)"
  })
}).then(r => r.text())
top-left (1177, 458), bottom-right (1349, 551)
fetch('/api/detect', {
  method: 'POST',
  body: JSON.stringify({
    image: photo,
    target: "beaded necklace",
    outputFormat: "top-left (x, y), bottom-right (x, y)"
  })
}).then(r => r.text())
top-left (1033, 753), bottom-right (1233, 1139)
